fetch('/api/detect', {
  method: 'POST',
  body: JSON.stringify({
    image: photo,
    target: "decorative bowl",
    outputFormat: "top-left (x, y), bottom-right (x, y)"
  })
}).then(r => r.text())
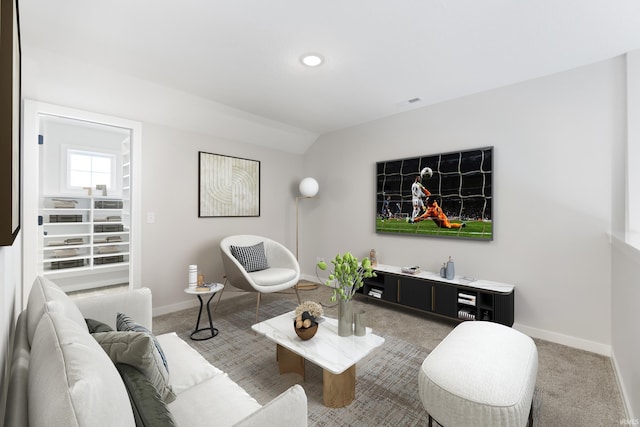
top-left (294, 322), bottom-right (318, 340)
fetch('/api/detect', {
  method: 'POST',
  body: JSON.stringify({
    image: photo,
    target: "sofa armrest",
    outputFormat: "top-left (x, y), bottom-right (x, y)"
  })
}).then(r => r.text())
top-left (73, 288), bottom-right (152, 330)
top-left (233, 384), bottom-right (307, 427)
top-left (4, 311), bottom-right (30, 427)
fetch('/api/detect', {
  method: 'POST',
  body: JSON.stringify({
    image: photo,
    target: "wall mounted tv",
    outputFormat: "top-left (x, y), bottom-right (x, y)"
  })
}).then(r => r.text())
top-left (376, 147), bottom-right (493, 240)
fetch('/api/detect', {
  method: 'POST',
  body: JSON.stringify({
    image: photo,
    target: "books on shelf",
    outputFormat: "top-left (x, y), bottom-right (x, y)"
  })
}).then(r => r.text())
top-left (458, 292), bottom-right (476, 306)
top-left (368, 288), bottom-right (383, 298)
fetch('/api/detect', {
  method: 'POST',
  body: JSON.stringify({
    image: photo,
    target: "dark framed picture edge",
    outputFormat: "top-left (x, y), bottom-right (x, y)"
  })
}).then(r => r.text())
top-left (198, 151), bottom-right (261, 218)
top-left (0, 0), bottom-right (21, 246)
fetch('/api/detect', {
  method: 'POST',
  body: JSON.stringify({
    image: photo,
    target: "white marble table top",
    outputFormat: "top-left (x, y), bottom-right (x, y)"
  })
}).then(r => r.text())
top-left (252, 311), bottom-right (385, 375)
top-left (374, 264), bottom-right (514, 294)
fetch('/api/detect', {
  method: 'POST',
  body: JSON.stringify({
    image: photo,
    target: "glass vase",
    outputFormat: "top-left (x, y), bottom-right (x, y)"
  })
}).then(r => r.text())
top-left (338, 299), bottom-right (353, 337)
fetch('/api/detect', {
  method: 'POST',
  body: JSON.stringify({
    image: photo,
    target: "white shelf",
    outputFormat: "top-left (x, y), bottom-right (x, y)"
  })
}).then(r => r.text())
top-left (41, 195), bottom-right (130, 276)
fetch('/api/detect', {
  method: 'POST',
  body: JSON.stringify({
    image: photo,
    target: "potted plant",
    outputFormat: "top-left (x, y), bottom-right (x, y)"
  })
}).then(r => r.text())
top-left (317, 252), bottom-right (376, 336)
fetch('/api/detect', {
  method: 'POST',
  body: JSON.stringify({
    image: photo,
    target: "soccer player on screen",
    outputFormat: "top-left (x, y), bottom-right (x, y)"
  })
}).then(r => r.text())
top-left (411, 175), bottom-right (430, 220)
top-left (412, 198), bottom-right (466, 229)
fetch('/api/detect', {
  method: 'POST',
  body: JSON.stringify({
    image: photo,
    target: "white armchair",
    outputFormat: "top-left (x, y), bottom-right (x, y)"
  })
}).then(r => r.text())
top-left (220, 235), bottom-right (301, 322)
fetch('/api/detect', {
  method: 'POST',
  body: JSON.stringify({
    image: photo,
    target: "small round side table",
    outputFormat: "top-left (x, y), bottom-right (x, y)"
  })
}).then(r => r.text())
top-left (184, 283), bottom-right (224, 341)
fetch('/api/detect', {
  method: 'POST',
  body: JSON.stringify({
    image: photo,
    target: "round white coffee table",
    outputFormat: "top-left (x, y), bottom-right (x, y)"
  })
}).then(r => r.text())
top-left (184, 283), bottom-right (224, 341)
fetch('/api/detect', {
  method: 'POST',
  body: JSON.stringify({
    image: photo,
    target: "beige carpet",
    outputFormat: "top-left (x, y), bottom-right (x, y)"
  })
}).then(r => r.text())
top-left (154, 283), bottom-right (626, 426)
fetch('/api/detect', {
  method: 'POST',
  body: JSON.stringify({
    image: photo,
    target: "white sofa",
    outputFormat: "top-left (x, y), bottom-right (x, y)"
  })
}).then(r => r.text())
top-left (4, 276), bottom-right (308, 427)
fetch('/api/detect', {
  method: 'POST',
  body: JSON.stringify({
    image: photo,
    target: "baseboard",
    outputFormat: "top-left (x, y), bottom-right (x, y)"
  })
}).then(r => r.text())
top-left (153, 299), bottom-right (200, 317)
top-left (513, 322), bottom-right (612, 356)
top-left (152, 288), bottom-right (248, 317)
top-left (300, 273), bottom-right (322, 284)
top-left (611, 349), bottom-right (636, 422)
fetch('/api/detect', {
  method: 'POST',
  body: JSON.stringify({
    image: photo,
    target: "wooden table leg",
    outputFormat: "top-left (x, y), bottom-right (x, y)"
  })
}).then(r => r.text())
top-left (323, 365), bottom-right (356, 408)
top-left (276, 344), bottom-right (305, 380)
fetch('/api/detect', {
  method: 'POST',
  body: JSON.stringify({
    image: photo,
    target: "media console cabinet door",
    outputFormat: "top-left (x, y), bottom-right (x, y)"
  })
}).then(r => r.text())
top-left (432, 283), bottom-right (457, 318)
top-left (398, 277), bottom-right (432, 311)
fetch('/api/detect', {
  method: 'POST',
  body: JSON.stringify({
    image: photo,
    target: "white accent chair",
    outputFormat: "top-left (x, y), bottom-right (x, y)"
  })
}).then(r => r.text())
top-left (220, 235), bottom-right (301, 322)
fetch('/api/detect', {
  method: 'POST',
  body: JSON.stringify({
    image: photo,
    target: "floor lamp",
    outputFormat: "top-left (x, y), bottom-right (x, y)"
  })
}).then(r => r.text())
top-left (296, 177), bottom-right (319, 290)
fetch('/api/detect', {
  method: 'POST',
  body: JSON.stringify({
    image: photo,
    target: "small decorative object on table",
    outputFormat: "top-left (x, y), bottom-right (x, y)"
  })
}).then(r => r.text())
top-left (401, 265), bottom-right (421, 275)
top-left (294, 310), bottom-right (318, 340)
top-left (446, 256), bottom-right (455, 280)
top-left (295, 300), bottom-right (324, 319)
top-left (317, 252), bottom-right (376, 337)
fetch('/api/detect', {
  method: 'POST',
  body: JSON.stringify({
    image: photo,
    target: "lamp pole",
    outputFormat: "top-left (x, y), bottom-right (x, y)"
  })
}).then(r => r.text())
top-left (296, 178), bottom-right (319, 290)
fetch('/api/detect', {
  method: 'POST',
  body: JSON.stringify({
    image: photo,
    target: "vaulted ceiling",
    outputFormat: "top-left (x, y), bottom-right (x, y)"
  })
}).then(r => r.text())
top-left (19, 1), bottom-right (640, 140)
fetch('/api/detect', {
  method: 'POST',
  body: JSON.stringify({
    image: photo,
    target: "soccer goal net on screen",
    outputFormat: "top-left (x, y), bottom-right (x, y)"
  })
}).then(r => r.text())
top-left (376, 147), bottom-right (492, 224)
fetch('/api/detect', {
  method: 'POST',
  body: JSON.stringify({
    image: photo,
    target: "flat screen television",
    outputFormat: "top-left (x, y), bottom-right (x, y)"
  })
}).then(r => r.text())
top-left (376, 147), bottom-right (493, 240)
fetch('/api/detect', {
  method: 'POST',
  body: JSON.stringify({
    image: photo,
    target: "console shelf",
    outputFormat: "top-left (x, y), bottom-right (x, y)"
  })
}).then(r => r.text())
top-left (361, 264), bottom-right (514, 326)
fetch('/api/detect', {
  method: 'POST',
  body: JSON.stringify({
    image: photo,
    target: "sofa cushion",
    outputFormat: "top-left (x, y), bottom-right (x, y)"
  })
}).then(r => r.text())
top-left (29, 311), bottom-right (135, 427)
top-left (117, 312), bottom-right (169, 372)
top-left (93, 331), bottom-right (176, 403)
top-left (231, 242), bottom-right (269, 272)
top-left (168, 374), bottom-right (262, 426)
top-left (156, 332), bottom-right (224, 394)
top-left (116, 363), bottom-right (177, 427)
top-left (26, 276), bottom-right (86, 346)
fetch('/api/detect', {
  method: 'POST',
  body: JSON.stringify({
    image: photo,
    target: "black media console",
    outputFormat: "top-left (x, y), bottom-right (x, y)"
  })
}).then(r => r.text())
top-left (360, 264), bottom-right (515, 326)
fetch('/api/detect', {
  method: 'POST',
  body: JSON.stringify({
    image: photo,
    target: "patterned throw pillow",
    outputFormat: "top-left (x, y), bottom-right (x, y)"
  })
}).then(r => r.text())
top-left (117, 312), bottom-right (169, 373)
top-left (230, 242), bottom-right (269, 272)
top-left (94, 331), bottom-right (176, 403)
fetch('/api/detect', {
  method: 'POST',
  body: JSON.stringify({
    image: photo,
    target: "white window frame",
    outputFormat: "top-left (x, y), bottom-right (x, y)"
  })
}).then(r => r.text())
top-left (61, 145), bottom-right (121, 195)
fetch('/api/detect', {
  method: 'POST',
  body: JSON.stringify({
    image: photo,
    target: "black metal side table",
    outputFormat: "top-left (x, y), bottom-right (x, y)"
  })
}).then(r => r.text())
top-left (184, 283), bottom-right (224, 341)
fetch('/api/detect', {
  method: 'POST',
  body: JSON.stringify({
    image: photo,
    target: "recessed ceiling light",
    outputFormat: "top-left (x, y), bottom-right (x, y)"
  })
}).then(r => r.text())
top-left (300, 53), bottom-right (324, 67)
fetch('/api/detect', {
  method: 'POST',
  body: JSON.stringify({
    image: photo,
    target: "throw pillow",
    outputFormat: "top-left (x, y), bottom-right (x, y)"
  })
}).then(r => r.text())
top-left (230, 242), bottom-right (269, 272)
top-left (116, 363), bottom-right (177, 427)
top-left (93, 331), bottom-right (176, 403)
top-left (117, 312), bottom-right (169, 372)
top-left (86, 318), bottom-right (114, 333)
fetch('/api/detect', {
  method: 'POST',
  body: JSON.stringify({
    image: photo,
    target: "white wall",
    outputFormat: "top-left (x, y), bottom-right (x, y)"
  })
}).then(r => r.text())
top-left (20, 48), bottom-right (306, 312)
top-left (0, 239), bottom-right (22, 423)
top-left (303, 57), bottom-right (626, 354)
top-left (39, 118), bottom-right (126, 197)
top-left (139, 123), bottom-right (304, 311)
top-left (609, 50), bottom-right (640, 421)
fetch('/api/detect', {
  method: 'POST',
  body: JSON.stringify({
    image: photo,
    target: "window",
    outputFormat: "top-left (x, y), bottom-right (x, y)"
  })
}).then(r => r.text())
top-left (66, 149), bottom-right (117, 191)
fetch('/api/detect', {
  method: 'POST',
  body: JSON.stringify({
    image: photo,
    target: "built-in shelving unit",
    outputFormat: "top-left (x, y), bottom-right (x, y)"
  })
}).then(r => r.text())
top-left (41, 196), bottom-right (130, 277)
top-left (361, 264), bottom-right (514, 326)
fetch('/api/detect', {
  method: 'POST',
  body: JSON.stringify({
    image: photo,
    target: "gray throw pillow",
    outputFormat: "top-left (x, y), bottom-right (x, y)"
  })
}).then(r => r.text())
top-left (116, 363), bottom-right (177, 427)
top-left (230, 242), bottom-right (269, 272)
top-left (117, 312), bottom-right (169, 372)
top-left (85, 318), bottom-right (113, 333)
top-left (93, 331), bottom-right (176, 403)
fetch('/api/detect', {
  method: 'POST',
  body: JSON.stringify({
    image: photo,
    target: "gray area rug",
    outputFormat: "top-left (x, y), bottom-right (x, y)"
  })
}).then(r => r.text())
top-left (169, 299), bottom-right (541, 427)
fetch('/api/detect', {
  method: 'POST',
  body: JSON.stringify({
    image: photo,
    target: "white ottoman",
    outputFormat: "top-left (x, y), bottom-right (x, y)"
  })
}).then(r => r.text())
top-left (418, 321), bottom-right (538, 427)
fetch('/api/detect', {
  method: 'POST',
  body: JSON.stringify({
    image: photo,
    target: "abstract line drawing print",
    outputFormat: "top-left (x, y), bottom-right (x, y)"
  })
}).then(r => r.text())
top-left (199, 152), bottom-right (260, 217)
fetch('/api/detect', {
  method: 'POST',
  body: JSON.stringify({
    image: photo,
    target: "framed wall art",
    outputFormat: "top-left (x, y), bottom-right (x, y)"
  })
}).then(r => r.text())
top-left (376, 147), bottom-right (493, 240)
top-left (0, 0), bottom-right (21, 246)
top-left (199, 152), bottom-right (260, 217)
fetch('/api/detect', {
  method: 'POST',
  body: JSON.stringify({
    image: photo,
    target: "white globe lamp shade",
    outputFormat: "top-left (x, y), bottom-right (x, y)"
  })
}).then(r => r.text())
top-left (299, 177), bottom-right (319, 198)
